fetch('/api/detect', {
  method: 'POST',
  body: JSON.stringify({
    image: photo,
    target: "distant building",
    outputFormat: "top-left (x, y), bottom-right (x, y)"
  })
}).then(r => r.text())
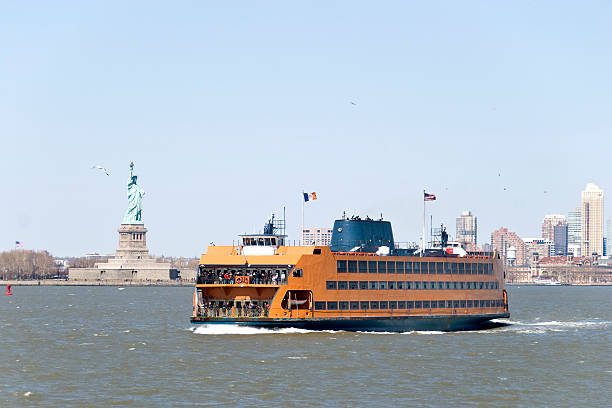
top-left (553, 223), bottom-right (568, 256)
top-left (301, 227), bottom-right (333, 246)
top-left (481, 243), bottom-right (492, 252)
top-left (524, 238), bottom-right (554, 266)
top-left (581, 183), bottom-right (604, 256)
top-left (606, 219), bottom-right (612, 257)
top-left (456, 210), bottom-right (477, 245)
top-left (491, 227), bottom-right (526, 266)
top-left (541, 214), bottom-right (566, 242)
top-left (567, 207), bottom-right (582, 256)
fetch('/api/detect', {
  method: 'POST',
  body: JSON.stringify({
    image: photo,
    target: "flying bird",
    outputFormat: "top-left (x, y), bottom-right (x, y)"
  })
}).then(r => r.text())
top-left (350, 101), bottom-right (357, 106)
top-left (92, 165), bottom-right (110, 176)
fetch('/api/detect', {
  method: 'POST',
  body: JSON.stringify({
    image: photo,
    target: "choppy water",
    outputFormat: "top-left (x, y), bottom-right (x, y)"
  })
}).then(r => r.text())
top-left (1, 286), bottom-right (610, 407)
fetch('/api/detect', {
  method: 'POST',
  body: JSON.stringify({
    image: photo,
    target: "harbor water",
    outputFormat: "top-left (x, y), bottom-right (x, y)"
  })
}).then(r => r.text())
top-left (1, 286), bottom-right (610, 407)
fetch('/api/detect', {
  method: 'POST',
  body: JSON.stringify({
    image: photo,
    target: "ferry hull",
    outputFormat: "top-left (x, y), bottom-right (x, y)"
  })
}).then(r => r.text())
top-left (190, 313), bottom-right (510, 332)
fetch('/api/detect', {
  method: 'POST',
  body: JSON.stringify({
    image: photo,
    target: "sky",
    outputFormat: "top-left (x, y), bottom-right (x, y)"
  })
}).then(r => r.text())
top-left (1, 1), bottom-right (611, 257)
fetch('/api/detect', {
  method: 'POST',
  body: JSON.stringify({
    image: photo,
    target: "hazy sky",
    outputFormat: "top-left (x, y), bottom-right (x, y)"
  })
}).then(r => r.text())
top-left (2, 1), bottom-right (611, 257)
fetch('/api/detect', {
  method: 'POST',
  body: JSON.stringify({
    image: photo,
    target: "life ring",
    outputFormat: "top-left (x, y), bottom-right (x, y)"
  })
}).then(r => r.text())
top-left (236, 276), bottom-right (244, 284)
top-left (243, 276), bottom-right (250, 284)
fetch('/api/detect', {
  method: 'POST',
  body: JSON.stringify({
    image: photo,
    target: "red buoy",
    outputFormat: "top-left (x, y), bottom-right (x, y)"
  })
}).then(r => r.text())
top-left (4, 284), bottom-right (12, 296)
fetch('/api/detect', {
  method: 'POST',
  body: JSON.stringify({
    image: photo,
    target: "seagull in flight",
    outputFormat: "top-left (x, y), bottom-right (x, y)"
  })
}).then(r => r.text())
top-left (92, 165), bottom-right (110, 176)
top-left (350, 101), bottom-right (357, 106)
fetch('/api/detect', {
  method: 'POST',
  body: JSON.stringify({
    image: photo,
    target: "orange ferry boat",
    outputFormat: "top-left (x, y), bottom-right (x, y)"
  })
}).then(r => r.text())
top-left (191, 216), bottom-right (509, 331)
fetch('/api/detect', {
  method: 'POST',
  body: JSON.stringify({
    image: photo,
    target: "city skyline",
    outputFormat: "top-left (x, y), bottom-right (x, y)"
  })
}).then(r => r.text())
top-left (2, 2), bottom-right (611, 256)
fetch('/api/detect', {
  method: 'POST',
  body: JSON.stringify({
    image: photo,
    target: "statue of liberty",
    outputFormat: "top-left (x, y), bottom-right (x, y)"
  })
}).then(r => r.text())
top-left (122, 162), bottom-right (145, 224)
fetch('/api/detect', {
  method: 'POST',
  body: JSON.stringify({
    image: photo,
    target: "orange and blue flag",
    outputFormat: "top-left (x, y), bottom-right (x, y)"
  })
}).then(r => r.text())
top-left (303, 192), bottom-right (317, 202)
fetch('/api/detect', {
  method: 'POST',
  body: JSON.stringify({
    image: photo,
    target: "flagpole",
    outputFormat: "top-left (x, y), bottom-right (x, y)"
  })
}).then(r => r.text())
top-left (301, 191), bottom-right (304, 246)
top-left (422, 189), bottom-right (425, 257)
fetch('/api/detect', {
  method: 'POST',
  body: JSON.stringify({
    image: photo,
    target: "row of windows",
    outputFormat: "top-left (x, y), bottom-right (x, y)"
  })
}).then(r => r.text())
top-left (325, 280), bottom-right (500, 290)
top-left (336, 260), bottom-right (493, 275)
top-left (314, 299), bottom-right (504, 311)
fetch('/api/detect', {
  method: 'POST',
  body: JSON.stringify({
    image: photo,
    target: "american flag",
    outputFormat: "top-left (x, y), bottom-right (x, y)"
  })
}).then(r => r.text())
top-left (424, 192), bottom-right (436, 201)
top-left (15, 241), bottom-right (23, 248)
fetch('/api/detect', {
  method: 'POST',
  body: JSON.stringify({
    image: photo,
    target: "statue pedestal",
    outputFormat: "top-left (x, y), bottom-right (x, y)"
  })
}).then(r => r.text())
top-left (116, 224), bottom-right (149, 259)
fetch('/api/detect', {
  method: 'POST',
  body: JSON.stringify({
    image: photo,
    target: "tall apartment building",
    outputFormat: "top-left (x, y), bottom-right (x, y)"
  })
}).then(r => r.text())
top-left (606, 219), bottom-right (612, 257)
top-left (581, 183), bottom-right (604, 256)
top-left (491, 227), bottom-right (526, 266)
top-left (456, 210), bottom-right (477, 245)
top-left (567, 207), bottom-right (582, 257)
top-left (553, 223), bottom-right (568, 256)
top-left (301, 227), bottom-right (333, 246)
top-left (541, 214), bottom-right (566, 241)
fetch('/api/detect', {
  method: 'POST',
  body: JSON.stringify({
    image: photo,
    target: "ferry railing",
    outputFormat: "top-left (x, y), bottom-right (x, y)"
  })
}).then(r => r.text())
top-left (198, 305), bottom-right (269, 319)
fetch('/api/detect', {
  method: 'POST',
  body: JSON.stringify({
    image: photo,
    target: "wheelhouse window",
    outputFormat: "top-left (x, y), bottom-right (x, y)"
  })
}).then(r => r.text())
top-left (359, 261), bottom-right (367, 273)
top-left (338, 281), bottom-right (348, 290)
top-left (348, 260), bottom-right (357, 273)
top-left (337, 260), bottom-right (347, 273)
top-left (327, 302), bottom-right (338, 310)
top-left (359, 281), bottom-right (368, 290)
top-left (326, 281), bottom-right (337, 290)
top-left (315, 301), bottom-right (326, 310)
top-left (368, 261), bottom-right (377, 273)
top-left (378, 261), bottom-right (387, 274)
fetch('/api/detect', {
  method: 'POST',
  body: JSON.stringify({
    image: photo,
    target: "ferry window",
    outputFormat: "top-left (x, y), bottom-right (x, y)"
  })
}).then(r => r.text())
top-left (414, 301), bottom-right (422, 309)
top-left (477, 264), bottom-right (483, 275)
top-left (313, 248), bottom-right (321, 254)
top-left (445, 282), bottom-right (451, 289)
top-left (258, 238), bottom-right (265, 246)
top-left (413, 262), bottom-right (421, 274)
top-left (359, 281), bottom-right (368, 290)
top-left (422, 301), bottom-right (430, 309)
top-left (339, 301), bottom-right (349, 310)
top-left (369, 281), bottom-right (378, 290)
top-left (485, 282), bottom-right (490, 289)
top-left (350, 301), bottom-right (359, 310)
top-left (326, 281), bottom-right (337, 290)
top-left (495, 282), bottom-right (499, 289)
top-left (348, 260), bottom-right (357, 273)
top-left (464, 263), bottom-right (471, 274)
top-left (271, 238), bottom-right (277, 246)
top-left (465, 282), bottom-right (471, 290)
top-left (453, 300), bottom-right (460, 308)
top-left (458, 263), bottom-right (465, 274)
top-left (264, 238), bottom-right (271, 245)
top-left (434, 262), bottom-right (442, 274)
top-left (407, 301), bottom-right (414, 309)
top-left (327, 302), bottom-right (338, 310)
top-left (370, 301), bottom-right (379, 310)
top-left (454, 282), bottom-right (460, 289)
top-left (389, 301), bottom-right (397, 309)
top-left (378, 261), bottom-right (387, 274)
top-left (398, 301), bottom-right (406, 309)
top-left (414, 281), bottom-right (420, 290)
top-left (486, 300), bottom-right (491, 307)
top-left (337, 260), bottom-right (347, 273)
top-left (437, 282), bottom-right (444, 289)
top-left (396, 261), bottom-right (404, 273)
top-left (423, 281), bottom-right (429, 290)
top-left (460, 300), bottom-right (466, 308)
top-left (359, 261), bottom-right (368, 273)
top-left (405, 262), bottom-right (412, 273)
top-left (338, 281), bottom-right (348, 290)
top-left (467, 300), bottom-right (473, 308)
top-left (368, 261), bottom-right (377, 273)
top-left (421, 262), bottom-right (429, 274)
top-left (479, 282), bottom-right (484, 289)
top-left (349, 281), bottom-right (358, 290)
top-left (387, 261), bottom-right (396, 274)
top-left (379, 301), bottom-right (388, 309)
top-left (360, 301), bottom-right (369, 310)
top-left (379, 281), bottom-right (387, 290)
top-left (479, 300), bottom-right (486, 307)
top-left (388, 281), bottom-right (396, 290)
top-left (397, 281), bottom-right (405, 289)
top-left (315, 301), bottom-right (326, 310)
top-left (430, 281), bottom-right (436, 290)
top-left (460, 282), bottom-right (465, 289)
top-left (444, 263), bottom-right (452, 274)
top-left (407, 281), bottom-right (413, 289)
top-left (452, 263), bottom-right (458, 274)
